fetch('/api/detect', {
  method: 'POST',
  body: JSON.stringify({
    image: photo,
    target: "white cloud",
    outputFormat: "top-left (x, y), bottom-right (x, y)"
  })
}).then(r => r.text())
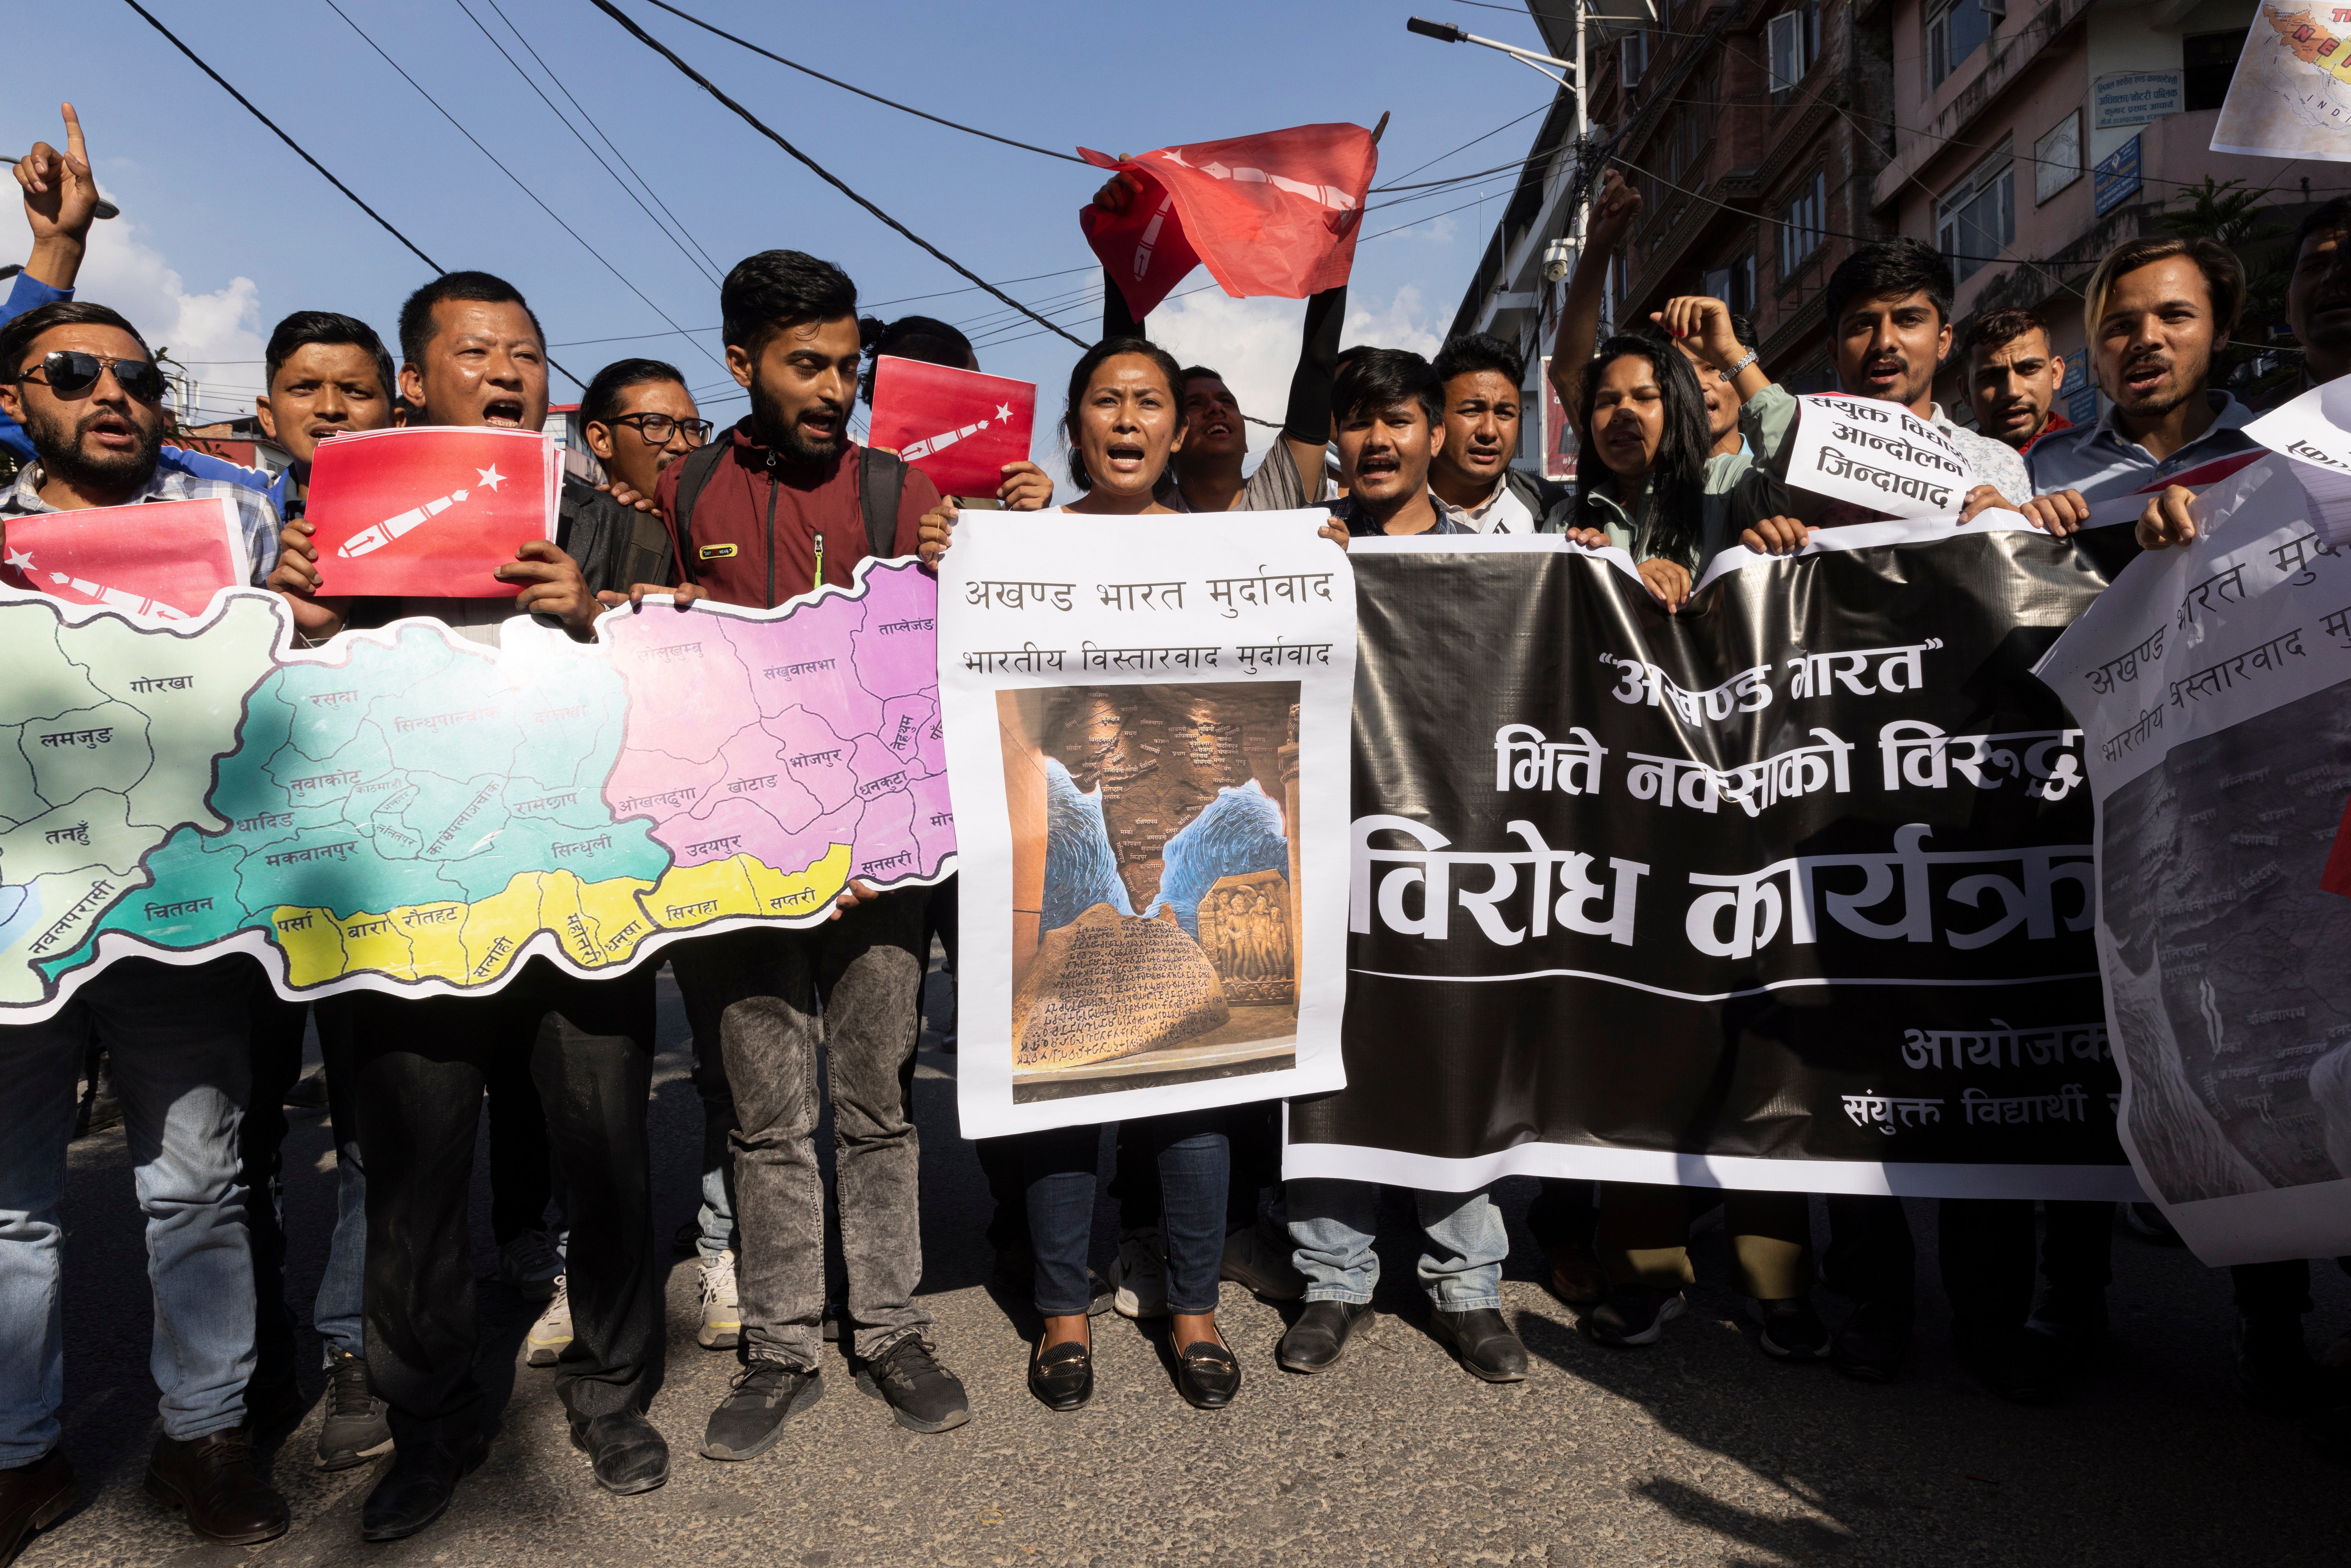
top-left (71, 217), bottom-right (266, 420)
top-left (1344, 283), bottom-right (1444, 360)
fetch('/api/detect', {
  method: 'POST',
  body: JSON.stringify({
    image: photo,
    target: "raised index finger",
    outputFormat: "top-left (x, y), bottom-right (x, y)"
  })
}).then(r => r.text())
top-left (60, 103), bottom-right (85, 162)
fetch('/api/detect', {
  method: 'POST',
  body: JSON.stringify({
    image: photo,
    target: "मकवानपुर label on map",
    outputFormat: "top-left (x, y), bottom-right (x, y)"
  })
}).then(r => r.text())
top-left (0, 559), bottom-right (953, 1019)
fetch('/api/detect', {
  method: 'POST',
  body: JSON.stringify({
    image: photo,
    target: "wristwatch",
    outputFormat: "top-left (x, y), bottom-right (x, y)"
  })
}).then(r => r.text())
top-left (1725, 348), bottom-right (1759, 379)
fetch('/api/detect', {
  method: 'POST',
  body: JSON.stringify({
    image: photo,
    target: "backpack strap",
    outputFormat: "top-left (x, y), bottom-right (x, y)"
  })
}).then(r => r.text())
top-left (667, 440), bottom-right (730, 587)
top-left (860, 445), bottom-right (907, 561)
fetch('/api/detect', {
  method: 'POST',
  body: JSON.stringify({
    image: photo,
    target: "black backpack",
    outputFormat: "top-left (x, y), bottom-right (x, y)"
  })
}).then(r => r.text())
top-left (664, 440), bottom-right (906, 601)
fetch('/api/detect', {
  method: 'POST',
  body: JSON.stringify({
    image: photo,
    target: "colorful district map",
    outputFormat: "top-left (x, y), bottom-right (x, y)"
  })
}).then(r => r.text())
top-left (2212, 7), bottom-right (2351, 156)
top-left (0, 560), bottom-right (952, 1018)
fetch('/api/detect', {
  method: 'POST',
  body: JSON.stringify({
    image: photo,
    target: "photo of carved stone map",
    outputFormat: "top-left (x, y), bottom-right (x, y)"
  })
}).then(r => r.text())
top-left (996, 682), bottom-right (1302, 1102)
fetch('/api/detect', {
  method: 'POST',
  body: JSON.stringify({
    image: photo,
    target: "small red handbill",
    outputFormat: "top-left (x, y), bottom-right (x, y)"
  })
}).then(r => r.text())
top-left (0, 496), bottom-right (246, 619)
top-left (867, 358), bottom-right (1037, 499)
top-left (303, 427), bottom-right (560, 597)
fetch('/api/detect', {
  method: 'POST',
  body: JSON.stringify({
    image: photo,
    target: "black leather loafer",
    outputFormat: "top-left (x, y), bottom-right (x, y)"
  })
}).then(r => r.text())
top-left (1175, 1338), bottom-right (1242, 1409)
top-left (1276, 1300), bottom-right (1374, 1374)
top-left (1028, 1336), bottom-right (1093, 1411)
top-left (359, 1428), bottom-right (490, 1543)
top-left (568, 1409), bottom-right (670, 1495)
top-left (1431, 1307), bottom-right (1529, 1382)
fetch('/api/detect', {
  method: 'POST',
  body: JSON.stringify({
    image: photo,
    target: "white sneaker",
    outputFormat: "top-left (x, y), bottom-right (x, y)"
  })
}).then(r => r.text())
top-left (499, 1229), bottom-right (563, 1304)
top-left (699, 1249), bottom-right (743, 1350)
top-left (1109, 1229), bottom-right (1169, 1319)
top-left (524, 1275), bottom-right (572, 1367)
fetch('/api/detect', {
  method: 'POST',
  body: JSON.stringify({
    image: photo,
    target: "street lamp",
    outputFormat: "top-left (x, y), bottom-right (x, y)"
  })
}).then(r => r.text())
top-left (1404, 16), bottom-right (1576, 90)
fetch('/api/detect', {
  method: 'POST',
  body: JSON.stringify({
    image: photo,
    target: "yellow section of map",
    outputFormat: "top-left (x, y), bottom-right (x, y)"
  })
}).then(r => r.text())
top-left (262, 849), bottom-right (853, 989)
top-left (2270, 8), bottom-right (2351, 85)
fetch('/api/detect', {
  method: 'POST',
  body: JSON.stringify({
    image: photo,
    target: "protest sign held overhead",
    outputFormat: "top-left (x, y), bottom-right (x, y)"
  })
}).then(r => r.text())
top-left (1781, 394), bottom-right (1983, 518)
top-left (936, 510), bottom-right (1355, 1139)
top-left (866, 357), bottom-right (1036, 500)
top-left (302, 426), bottom-right (562, 597)
top-left (1080, 123), bottom-right (1378, 319)
top-left (1288, 522), bottom-right (2138, 1202)
top-left (2038, 454), bottom-right (2351, 1268)
top-left (0, 496), bottom-right (248, 619)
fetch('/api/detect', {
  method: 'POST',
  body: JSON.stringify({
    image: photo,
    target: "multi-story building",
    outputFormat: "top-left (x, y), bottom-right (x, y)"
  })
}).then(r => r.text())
top-left (1876, 0), bottom-right (2350, 419)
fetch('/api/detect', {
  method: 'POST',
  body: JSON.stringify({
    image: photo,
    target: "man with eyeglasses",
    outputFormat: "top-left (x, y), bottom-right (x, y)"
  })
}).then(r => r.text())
top-left (579, 357), bottom-right (709, 507)
top-left (0, 294), bottom-right (292, 1557)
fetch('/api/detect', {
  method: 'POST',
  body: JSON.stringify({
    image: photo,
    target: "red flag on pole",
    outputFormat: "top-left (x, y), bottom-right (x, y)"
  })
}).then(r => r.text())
top-left (0, 496), bottom-right (247, 619)
top-left (867, 357), bottom-right (1037, 500)
top-left (1079, 123), bottom-right (1379, 320)
top-left (302, 427), bottom-right (561, 597)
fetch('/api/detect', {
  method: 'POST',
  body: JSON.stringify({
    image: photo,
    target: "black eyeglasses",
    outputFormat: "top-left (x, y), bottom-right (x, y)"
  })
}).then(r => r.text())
top-left (18, 349), bottom-right (169, 404)
top-left (608, 412), bottom-right (712, 447)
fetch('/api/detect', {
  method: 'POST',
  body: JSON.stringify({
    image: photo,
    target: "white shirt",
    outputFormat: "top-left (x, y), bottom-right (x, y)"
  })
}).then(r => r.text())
top-left (1438, 474), bottom-right (1538, 535)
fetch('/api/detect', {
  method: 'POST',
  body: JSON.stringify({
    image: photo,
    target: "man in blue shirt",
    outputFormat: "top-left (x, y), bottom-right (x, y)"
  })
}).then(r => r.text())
top-left (3, 106), bottom-right (284, 508)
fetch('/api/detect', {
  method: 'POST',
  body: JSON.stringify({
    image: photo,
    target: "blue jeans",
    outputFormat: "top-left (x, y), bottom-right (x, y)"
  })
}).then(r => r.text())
top-left (246, 993), bottom-right (367, 1370)
top-left (694, 1034), bottom-right (739, 1261)
top-left (1288, 1178), bottom-right (1508, 1311)
top-left (0, 957), bottom-right (257, 1462)
top-left (1023, 1111), bottom-right (1228, 1315)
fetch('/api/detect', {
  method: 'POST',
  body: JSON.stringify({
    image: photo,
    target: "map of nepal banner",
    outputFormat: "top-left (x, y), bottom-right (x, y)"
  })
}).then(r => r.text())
top-left (0, 560), bottom-right (953, 1019)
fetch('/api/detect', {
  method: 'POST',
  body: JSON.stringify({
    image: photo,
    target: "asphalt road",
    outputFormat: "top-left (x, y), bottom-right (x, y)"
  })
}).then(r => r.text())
top-left (22, 961), bottom-right (2351, 1568)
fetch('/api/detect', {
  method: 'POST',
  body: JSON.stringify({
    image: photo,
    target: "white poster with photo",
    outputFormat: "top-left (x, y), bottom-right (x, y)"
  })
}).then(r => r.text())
top-left (2037, 454), bottom-right (2351, 1266)
top-left (1782, 395), bottom-right (1982, 519)
top-left (937, 510), bottom-right (1357, 1138)
top-left (2244, 375), bottom-right (2351, 544)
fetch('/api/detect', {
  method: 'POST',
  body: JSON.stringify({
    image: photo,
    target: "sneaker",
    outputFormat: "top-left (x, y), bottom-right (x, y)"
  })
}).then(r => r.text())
top-left (855, 1338), bottom-right (971, 1434)
top-left (1110, 1229), bottom-right (1169, 1319)
top-left (283, 1068), bottom-right (329, 1112)
top-left (498, 1231), bottom-right (562, 1305)
top-left (316, 1351), bottom-right (393, 1471)
top-left (671, 1219), bottom-right (703, 1258)
top-left (1582, 1284), bottom-right (1685, 1348)
top-left (1751, 1296), bottom-right (1831, 1360)
top-left (1221, 1219), bottom-right (1306, 1301)
top-left (822, 1300), bottom-right (844, 1343)
top-left (698, 1251), bottom-right (742, 1351)
top-left (701, 1362), bottom-right (823, 1461)
top-left (525, 1276), bottom-right (572, 1367)
top-left (2120, 1202), bottom-right (2183, 1244)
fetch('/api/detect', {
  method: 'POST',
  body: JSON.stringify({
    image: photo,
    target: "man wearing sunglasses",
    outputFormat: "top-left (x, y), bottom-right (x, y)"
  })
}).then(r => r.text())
top-left (0, 293), bottom-right (292, 1555)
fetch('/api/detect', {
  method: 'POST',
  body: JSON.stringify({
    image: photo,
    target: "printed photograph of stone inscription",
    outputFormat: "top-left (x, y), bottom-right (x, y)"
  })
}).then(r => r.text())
top-left (996, 681), bottom-right (1303, 1102)
top-left (2096, 684), bottom-right (2351, 1203)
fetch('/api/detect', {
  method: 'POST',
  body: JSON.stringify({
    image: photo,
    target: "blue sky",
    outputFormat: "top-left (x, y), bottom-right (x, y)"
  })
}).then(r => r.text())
top-left (5, 0), bottom-right (1559, 489)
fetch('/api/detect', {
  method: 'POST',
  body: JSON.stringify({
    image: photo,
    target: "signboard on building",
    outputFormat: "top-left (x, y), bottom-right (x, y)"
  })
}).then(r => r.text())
top-left (2094, 71), bottom-right (2183, 129)
top-left (2093, 134), bottom-right (2143, 218)
top-left (2064, 349), bottom-right (2097, 426)
top-left (1537, 355), bottom-right (1577, 484)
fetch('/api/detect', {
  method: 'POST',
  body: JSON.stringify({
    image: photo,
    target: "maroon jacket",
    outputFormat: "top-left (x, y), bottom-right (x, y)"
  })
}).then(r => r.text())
top-left (654, 418), bottom-right (938, 610)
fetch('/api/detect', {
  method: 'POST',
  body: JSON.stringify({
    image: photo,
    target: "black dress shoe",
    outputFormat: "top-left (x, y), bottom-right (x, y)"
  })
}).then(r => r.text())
top-left (1276, 1300), bottom-right (1373, 1374)
top-left (0, 1448), bottom-right (80, 1566)
top-left (359, 1429), bottom-right (490, 1543)
top-left (144, 1430), bottom-right (288, 1546)
top-left (1027, 1336), bottom-right (1094, 1411)
top-left (1430, 1307), bottom-right (1529, 1382)
top-left (567, 1409), bottom-right (669, 1496)
top-left (1174, 1337), bottom-right (1242, 1409)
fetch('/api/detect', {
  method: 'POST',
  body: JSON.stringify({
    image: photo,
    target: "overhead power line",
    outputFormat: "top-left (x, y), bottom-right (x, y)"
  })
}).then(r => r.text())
top-left (636, 0), bottom-right (1089, 166)
top-left (588, 0), bottom-right (1091, 351)
top-left (115, 0), bottom-right (445, 275)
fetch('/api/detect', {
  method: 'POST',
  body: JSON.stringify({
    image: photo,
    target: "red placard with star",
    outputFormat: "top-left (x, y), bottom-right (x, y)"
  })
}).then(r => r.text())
top-left (301, 426), bottom-right (561, 597)
top-left (0, 496), bottom-right (247, 620)
top-left (866, 357), bottom-right (1036, 500)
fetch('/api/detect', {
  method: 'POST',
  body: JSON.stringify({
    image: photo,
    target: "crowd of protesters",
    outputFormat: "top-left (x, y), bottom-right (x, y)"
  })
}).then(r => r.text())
top-left (1, 101), bottom-right (2347, 1562)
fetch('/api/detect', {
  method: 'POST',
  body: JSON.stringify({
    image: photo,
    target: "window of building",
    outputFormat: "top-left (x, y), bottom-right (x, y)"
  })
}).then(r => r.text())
top-left (1622, 29), bottom-right (1650, 87)
top-left (2184, 29), bottom-right (2251, 111)
top-left (2033, 110), bottom-right (2082, 205)
top-left (1768, 1), bottom-right (1822, 94)
top-left (1705, 254), bottom-right (1759, 318)
top-left (1927, 0), bottom-right (1992, 87)
top-left (1937, 143), bottom-right (2015, 285)
top-left (1778, 172), bottom-right (1827, 280)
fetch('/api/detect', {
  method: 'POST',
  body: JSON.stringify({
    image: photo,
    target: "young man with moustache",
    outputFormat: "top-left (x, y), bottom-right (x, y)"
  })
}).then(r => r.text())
top-left (651, 250), bottom-right (971, 1457)
top-left (270, 273), bottom-right (680, 1539)
top-left (1428, 333), bottom-right (1570, 532)
top-left (1165, 291), bottom-right (1344, 515)
top-left (1962, 308), bottom-right (2072, 453)
top-left (237, 310), bottom-right (398, 1472)
top-left (0, 297), bottom-right (291, 1558)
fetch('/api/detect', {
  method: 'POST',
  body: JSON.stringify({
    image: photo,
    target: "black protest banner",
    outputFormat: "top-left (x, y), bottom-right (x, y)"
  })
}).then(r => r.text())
top-left (1286, 522), bottom-right (2143, 1199)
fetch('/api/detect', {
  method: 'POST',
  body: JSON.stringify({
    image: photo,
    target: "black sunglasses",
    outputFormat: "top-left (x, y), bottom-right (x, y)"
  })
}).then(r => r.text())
top-left (608, 411), bottom-right (712, 446)
top-left (18, 349), bottom-right (169, 404)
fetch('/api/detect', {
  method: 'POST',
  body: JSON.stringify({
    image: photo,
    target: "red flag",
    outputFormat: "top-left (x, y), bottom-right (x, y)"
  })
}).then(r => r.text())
top-left (1080, 123), bottom-right (1379, 320)
top-left (303, 427), bottom-right (560, 597)
top-left (0, 496), bottom-right (245, 619)
top-left (867, 357), bottom-right (1037, 499)
top-left (2324, 796), bottom-right (2351, 898)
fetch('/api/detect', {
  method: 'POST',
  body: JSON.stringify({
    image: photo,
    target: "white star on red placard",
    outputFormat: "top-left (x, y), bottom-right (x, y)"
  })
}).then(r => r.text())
top-left (995, 403), bottom-right (1014, 423)
top-left (475, 465), bottom-right (505, 492)
top-left (4, 547), bottom-right (32, 571)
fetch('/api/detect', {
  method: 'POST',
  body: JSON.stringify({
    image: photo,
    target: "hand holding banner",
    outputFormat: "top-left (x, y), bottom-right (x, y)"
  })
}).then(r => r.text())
top-left (302, 427), bottom-right (562, 597)
top-left (1080, 123), bottom-right (1378, 320)
top-left (867, 357), bottom-right (1036, 500)
top-left (0, 495), bottom-right (247, 619)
